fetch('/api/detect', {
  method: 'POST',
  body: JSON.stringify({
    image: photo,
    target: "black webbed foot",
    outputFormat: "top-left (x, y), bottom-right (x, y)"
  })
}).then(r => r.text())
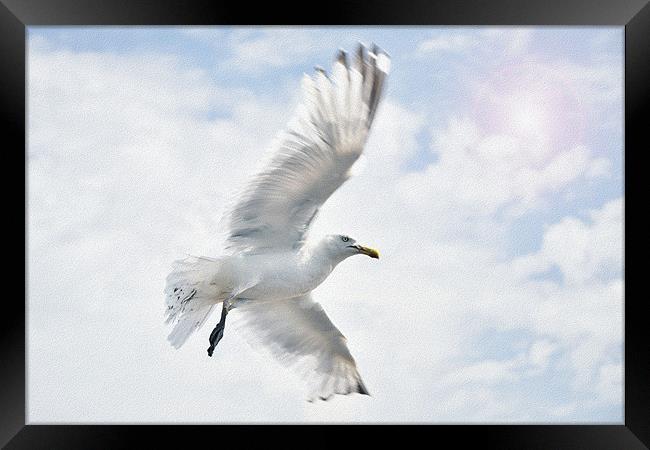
top-left (207, 303), bottom-right (229, 357)
top-left (207, 322), bottom-right (225, 357)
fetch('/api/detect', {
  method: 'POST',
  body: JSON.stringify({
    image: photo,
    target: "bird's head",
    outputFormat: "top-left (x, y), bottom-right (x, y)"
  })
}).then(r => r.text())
top-left (323, 234), bottom-right (380, 261)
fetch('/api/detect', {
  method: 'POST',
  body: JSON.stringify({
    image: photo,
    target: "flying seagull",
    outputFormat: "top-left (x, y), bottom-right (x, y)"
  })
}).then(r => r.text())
top-left (165, 44), bottom-right (390, 401)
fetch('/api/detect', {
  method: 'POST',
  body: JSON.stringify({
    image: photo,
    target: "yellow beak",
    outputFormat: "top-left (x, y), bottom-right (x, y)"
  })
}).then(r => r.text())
top-left (357, 245), bottom-right (380, 259)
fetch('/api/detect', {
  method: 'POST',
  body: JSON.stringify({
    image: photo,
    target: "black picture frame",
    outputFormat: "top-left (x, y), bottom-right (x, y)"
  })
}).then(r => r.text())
top-left (3, 0), bottom-right (648, 447)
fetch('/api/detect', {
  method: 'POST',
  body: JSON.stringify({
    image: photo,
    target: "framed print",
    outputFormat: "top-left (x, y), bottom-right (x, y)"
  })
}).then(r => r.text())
top-left (3, 0), bottom-right (649, 447)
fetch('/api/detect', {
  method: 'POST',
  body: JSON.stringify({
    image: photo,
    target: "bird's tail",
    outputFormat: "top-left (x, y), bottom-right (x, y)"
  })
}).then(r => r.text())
top-left (164, 255), bottom-right (231, 349)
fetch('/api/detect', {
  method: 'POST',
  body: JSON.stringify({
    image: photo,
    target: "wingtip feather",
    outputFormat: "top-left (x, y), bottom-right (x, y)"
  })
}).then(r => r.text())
top-left (375, 52), bottom-right (391, 74)
top-left (356, 378), bottom-right (370, 396)
top-left (336, 49), bottom-right (348, 68)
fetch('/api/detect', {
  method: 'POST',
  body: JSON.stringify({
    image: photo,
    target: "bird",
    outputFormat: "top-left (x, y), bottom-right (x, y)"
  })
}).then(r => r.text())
top-left (164, 43), bottom-right (390, 401)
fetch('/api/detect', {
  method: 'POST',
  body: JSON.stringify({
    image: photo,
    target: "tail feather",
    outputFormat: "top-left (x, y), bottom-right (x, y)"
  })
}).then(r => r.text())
top-left (164, 255), bottom-right (227, 349)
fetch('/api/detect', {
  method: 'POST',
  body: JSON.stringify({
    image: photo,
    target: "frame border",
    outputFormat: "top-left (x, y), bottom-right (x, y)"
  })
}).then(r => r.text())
top-left (4, 0), bottom-right (648, 447)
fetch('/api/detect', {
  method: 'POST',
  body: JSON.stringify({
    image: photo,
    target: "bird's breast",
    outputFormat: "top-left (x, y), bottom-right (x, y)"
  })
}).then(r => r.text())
top-left (239, 253), bottom-right (332, 300)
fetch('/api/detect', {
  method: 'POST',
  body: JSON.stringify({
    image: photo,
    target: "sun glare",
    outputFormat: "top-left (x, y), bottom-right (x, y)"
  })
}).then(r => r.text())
top-left (506, 91), bottom-right (549, 137)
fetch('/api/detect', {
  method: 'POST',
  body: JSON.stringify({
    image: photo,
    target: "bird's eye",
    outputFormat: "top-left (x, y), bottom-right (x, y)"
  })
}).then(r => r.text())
top-left (341, 236), bottom-right (349, 242)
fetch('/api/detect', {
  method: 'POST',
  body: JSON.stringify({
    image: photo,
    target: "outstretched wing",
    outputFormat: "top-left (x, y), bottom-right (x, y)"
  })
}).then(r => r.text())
top-left (234, 294), bottom-right (369, 401)
top-left (221, 44), bottom-right (390, 254)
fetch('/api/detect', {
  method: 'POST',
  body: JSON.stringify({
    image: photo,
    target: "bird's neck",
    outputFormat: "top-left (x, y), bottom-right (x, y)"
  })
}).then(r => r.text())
top-left (299, 240), bottom-right (345, 283)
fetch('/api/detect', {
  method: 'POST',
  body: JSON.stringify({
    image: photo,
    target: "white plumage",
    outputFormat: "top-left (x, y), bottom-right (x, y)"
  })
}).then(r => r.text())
top-left (165, 44), bottom-right (389, 401)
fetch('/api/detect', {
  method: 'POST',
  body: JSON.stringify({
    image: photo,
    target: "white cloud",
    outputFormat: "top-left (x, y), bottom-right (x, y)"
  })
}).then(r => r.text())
top-left (595, 363), bottom-right (623, 405)
top-left (396, 119), bottom-right (607, 224)
top-left (417, 28), bottom-right (532, 58)
top-left (417, 33), bottom-right (479, 55)
top-left (28, 40), bottom-right (305, 422)
top-left (513, 198), bottom-right (623, 285)
top-left (439, 358), bottom-right (523, 386)
top-left (223, 29), bottom-right (331, 73)
top-left (411, 198), bottom-right (623, 422)
top-left (482, 28), bottom-right (532, 56)
top-left (27, 28), bottom-right (623, 424)
top-left (528, 339), bottom-right (557, 370)
top-left (586, 158), bottom-right (612, 179)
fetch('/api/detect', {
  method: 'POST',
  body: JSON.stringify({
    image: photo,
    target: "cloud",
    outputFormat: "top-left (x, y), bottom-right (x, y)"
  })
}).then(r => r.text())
top-left (396, 119), bottom-right (608, 225)
top-left (528, 339), bottom-right (557, 369)
top-left (417, 32), bottom-right (480, 55)
top-left (294, 94), bottom-right (622, 422)
top-left (417, 28), bottom-right (532, 58)
top-left (397, 197), bottom-right (624, 422)
top-left (222, 29), bottom-right (331, 73)
top-left (595, 363), bottom-right (623, 405)
top-left (512, 198), bottom-right (622, 285)
top-left (27, 28), bottom-right (622, 423)
top-left (483, 28), bottom-right (532, 56)
top-left (28, 38), bottom-right (306, 422)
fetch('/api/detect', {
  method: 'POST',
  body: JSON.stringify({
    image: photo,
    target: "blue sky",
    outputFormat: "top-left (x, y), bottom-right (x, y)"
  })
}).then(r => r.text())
top-left (27, 27), bottom-right (623, 423)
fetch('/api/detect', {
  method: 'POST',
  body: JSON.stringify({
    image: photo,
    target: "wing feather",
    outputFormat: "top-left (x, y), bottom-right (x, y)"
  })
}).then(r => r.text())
top-left (221, 44), bottom-right (390, 254)
top-left (234, 294), bottom-right (369, 401)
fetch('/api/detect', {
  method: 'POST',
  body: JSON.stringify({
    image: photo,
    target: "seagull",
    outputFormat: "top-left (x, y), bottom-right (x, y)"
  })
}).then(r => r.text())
top-left (164, 44), bottom-right (390, 401)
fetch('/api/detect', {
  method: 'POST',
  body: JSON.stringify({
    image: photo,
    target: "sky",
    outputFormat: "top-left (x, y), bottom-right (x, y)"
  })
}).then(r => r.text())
top-left (27, 26), bottom-right (623, 423)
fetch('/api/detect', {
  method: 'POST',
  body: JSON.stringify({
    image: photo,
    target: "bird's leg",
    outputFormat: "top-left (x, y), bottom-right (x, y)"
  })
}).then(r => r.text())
top-left (207, 299), bottom-right (232, 357)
